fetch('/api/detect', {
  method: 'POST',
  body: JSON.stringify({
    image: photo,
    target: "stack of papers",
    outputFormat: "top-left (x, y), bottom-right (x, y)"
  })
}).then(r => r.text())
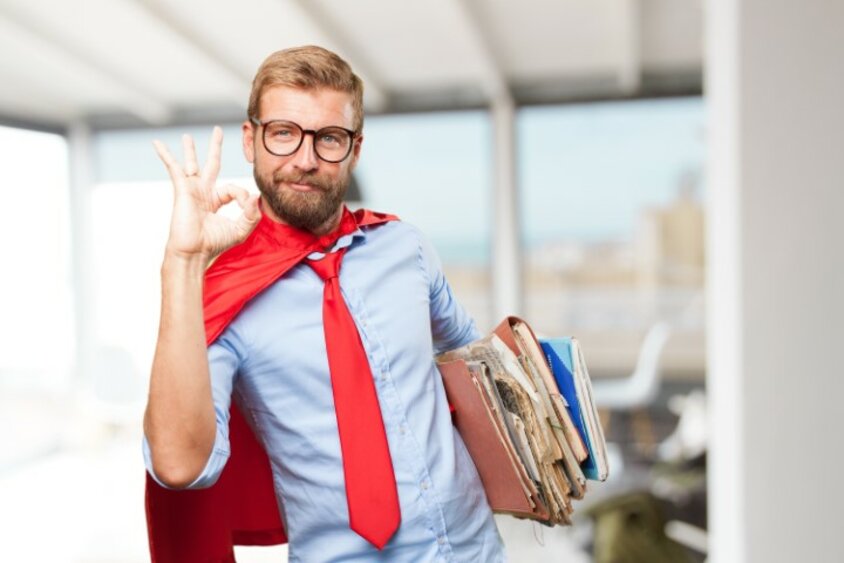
top-left (436, 316), bottom-right (609, 526)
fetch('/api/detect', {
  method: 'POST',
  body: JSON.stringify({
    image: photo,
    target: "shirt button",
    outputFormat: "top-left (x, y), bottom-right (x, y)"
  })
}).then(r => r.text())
top-left (421, 480), bottom-right (430, 490)
top-left (437, 535), bottom-right (446, 545)
top-left (399, 424), bottom-right (408, 434)
top-left (381, 371), bottom-right (388, 381)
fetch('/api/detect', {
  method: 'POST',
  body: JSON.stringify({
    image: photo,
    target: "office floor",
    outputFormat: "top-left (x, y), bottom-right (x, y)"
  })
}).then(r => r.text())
top-left (0, 435), bottom-right (591, 562)
top-left (0, 381), bottom-right (704, 562)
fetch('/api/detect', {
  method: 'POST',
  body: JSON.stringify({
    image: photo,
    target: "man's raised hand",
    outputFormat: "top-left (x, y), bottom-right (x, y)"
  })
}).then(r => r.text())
top-left (153, 126), bottom-right (261, 262)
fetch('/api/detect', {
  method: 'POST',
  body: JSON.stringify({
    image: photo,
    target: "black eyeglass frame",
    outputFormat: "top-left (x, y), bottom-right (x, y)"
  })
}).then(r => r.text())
top-left (250, 117), bottom-right (358, 163)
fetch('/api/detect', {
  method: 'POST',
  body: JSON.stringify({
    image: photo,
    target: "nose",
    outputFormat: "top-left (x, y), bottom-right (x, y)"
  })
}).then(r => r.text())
top-left (289, 132), bottom-right (319, 172)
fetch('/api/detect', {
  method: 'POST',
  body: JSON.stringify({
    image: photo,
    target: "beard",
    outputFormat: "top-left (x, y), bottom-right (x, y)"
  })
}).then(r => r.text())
top-left (254, 166), bottom-right (349, 232)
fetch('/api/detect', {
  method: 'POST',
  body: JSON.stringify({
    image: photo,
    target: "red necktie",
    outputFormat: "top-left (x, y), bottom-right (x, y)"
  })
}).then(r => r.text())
top-left (308, 247), bottom-right (401, 550)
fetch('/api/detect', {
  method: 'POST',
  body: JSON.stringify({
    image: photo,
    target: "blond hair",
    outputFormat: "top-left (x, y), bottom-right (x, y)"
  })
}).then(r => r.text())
top-left (248, 45), bottom-right (364, 132)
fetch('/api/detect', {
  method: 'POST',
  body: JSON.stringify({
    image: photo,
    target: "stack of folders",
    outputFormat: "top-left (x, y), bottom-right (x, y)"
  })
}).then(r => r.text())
top-left (436, 316), bottom-right (609, 526)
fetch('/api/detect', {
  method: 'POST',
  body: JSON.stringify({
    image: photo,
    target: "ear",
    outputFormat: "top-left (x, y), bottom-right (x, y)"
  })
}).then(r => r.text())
top-left (242, 120), bottom-right (256, 163)
top-left (349, 133), bottom-right (363, 171)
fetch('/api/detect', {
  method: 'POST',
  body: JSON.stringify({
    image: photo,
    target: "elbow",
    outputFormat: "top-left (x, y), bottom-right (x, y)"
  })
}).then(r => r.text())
top-left (151, 460), bottom-right (204, 490)
top-left (147, 441), bottom-right (217, 489)
top-left (144, 417), bottom-right (219, 489)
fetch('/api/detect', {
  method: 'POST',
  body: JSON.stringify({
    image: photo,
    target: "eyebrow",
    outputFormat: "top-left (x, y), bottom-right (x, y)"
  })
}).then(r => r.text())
top-left (259, 118), bottom-right (353, 130)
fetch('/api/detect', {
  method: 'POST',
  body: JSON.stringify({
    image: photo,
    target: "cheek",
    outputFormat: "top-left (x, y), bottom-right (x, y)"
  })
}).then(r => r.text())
top-left (254, 154), bottom-right (287, 178)
top-left (252, 155), bottom-right (267, 176)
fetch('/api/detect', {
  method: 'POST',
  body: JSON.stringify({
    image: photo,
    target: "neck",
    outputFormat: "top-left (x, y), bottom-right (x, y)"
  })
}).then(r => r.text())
top-left (260, 198), bottom-right (345, 236)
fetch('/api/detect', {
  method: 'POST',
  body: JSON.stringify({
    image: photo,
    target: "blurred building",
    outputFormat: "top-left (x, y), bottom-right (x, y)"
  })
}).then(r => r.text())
top-left (636, 171), bottom-right (705, 289)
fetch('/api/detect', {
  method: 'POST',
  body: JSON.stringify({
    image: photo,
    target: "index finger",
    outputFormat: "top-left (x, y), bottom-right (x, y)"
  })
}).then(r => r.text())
top-left (201, 126), bottom-right (223, 184)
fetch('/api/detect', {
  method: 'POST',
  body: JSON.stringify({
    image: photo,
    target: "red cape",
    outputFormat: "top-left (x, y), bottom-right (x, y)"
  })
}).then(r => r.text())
top-left (145, 207), bottom-right (398, 563)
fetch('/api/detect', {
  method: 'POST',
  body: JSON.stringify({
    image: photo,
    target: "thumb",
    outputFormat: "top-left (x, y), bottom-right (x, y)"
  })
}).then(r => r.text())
top-left (235, 194), bottom-right (261, 235)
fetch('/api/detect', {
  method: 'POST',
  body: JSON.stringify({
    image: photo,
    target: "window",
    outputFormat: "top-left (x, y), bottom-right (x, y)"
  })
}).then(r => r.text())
top-left (518, 97), bottom-right (706, 376)
top-left (0, 125), bottom-right (72, 388)
top-left (355, 111), bottom-right (493, 329)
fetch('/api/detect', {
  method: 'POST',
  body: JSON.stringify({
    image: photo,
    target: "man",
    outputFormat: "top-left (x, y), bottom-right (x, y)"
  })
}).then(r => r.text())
top-left (143, 45), bottom-right (505, 562)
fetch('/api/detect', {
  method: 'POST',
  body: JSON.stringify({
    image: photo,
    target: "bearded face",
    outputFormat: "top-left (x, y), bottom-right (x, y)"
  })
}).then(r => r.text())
top-left (245, 87), bottom-right (360, 232)
top-left (253, 161), bottom-right (350, 232)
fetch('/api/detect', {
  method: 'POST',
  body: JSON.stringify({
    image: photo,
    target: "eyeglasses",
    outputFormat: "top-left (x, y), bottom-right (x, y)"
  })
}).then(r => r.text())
top-left (250, 118), bottom-right (357, 163)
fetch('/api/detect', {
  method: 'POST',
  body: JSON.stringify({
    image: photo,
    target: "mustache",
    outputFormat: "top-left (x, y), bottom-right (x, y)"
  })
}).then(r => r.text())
top-left (273, 171), bottom-right (329, 191)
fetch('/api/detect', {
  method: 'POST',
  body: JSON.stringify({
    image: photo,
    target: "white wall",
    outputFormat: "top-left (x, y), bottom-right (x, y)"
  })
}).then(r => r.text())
top-left (707, 1), bottom-right (844, 562)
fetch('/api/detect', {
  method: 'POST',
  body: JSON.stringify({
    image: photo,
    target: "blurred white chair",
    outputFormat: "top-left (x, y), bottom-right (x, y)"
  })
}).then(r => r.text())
top-left (592, 321), bottom-right (672, 410)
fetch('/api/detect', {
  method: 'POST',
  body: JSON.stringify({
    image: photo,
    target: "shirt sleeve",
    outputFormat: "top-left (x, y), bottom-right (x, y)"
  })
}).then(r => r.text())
top-left (417, 228), bottom-right (481, 353)
top-left (142, 325), bottom-right (243, 489)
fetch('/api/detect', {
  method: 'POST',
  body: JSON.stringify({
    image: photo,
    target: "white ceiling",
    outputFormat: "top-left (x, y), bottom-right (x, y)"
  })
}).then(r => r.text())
top-left (0, 0), bottom-right (702, 131)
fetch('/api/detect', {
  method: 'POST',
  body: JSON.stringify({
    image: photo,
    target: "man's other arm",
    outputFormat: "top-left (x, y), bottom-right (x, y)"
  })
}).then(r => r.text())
top-left (417, 229), bottom-right (481, 352)
top-left (143, 129), bottom-right (260, 488)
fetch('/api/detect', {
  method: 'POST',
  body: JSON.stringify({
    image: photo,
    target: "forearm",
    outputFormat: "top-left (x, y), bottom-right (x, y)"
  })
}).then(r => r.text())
top-left (144, 251), bottom-right (216, 488)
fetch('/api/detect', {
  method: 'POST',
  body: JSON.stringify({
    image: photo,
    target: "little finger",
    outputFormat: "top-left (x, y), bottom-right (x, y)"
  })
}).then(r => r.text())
top-left (152, 140), bottom-right (185, 185)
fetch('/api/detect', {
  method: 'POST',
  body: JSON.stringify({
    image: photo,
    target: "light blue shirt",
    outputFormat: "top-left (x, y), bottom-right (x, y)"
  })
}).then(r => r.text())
top-left (144, 221), bottom-right (505, 562)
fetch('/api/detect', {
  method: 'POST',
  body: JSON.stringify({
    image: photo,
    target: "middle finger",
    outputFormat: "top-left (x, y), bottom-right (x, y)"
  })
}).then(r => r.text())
top-left (202, 126), bottom-right (223, 183)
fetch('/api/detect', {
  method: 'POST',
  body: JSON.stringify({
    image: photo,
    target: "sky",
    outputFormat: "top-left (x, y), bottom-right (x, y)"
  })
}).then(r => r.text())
top-left (518, 97), bottom-right (705, 244)
top-left (357, 96), bottom-right (705, 259)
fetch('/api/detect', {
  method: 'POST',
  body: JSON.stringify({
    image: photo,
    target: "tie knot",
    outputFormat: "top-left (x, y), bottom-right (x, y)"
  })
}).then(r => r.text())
top-left (307, 248), bottom-right (345, 281)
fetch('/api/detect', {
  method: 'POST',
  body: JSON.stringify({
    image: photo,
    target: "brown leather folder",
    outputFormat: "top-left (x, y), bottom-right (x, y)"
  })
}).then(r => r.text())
top-left (438, 359), bottom-right (549, 521)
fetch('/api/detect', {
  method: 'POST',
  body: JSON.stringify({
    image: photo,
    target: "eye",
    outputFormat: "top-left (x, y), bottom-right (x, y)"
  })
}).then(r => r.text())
top-left (265, 122), bottom-right (299, 140)
top-left (319, 133), bottom-right (340, 145)
top-left (271, 127), bottom-right (295, 138)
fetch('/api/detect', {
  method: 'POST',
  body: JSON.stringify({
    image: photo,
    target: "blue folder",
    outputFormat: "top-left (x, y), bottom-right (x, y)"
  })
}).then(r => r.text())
top-left (540, 338), bottom-right (601, 480)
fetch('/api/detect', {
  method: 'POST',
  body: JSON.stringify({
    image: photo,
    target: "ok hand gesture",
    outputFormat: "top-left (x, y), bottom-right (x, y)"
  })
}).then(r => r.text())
top-left (154, 127), bottom-right (261, 262)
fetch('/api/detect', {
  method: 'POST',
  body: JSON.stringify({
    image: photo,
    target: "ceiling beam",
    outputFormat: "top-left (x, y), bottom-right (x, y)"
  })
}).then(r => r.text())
top-left (288, 0), bottom-right (389, 111)
top-left (131, 0), bottom-right (253, 106)
top-left (617, 0), bottom-right (643, 94)
top-left (0, 66), bottom-right (77, 126)
top-left (0, 5), bottom-right (172, 125)
top-left (448, 0), bottom-right (511, 103)
top-left (0, 111), bottom-right (66, 135)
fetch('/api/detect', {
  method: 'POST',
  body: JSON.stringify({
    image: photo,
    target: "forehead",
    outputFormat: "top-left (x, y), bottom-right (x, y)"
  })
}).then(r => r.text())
top-left (259, 86), bottom-right (355, 129)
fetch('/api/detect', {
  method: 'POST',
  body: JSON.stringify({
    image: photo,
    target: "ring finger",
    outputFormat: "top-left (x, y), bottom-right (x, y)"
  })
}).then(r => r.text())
top-left (182, 134), bottom-right (199, 177)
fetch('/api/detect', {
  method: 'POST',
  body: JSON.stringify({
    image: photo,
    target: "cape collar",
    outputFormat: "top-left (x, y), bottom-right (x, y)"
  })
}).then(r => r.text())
top-left (253, 203), bottom-right (363, 253)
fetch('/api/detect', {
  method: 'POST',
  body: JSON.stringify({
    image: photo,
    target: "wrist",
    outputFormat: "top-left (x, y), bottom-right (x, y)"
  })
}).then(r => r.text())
top-left (162, 247), bottom-right (212, 275)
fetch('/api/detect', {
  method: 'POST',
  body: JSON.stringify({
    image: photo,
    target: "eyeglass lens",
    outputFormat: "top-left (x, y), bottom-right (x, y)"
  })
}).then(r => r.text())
top-left (263, 121), bottom-right (352, 162)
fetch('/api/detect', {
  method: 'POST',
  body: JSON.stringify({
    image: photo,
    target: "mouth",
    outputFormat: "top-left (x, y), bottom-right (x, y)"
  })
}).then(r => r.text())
top-left (284, 180), bottom-right (321, 193)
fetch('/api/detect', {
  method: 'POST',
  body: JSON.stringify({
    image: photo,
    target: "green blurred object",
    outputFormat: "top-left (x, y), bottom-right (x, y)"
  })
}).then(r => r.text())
top-left (585, 492), bottom-right (694, 563)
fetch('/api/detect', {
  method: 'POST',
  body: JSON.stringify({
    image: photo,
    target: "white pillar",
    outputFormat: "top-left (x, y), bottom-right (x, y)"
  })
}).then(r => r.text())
top-left (68, 122), bottom-right (96, 383)
top-left (706, 1), bottom-right (844, 562)
top-left (491, 95), bottom-right (522, 321)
